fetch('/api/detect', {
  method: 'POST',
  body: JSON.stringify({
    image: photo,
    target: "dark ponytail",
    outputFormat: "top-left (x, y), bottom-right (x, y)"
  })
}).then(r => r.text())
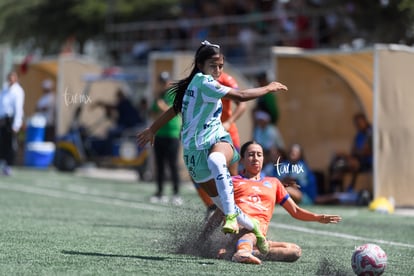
top-left (169, 41), bottom-right (222, 114)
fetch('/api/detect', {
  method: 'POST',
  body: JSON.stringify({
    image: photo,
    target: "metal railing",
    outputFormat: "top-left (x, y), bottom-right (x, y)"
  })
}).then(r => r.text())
top-left (106, 8), bottom-right (343, 73)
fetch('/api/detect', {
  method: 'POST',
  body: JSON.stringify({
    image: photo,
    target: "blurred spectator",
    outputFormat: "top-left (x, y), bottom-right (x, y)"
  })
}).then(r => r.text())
top-left (0, 71), bottom-right (25, 176)
top-left (313, 187), bottom-right (371, 206)
top-left (328, 112), bottom-right (373, 193)
top-left (131, 41), bottom-right (150, 62)
top-left (36, 79), bottom-right (56, 141)
top-left (254, 72), bottom-right (280, 125)
top-left (92, 88), bottom-right (143, 155)
top-left (105, 1), bottom-right (363, 66)
top-left (253, 110), bottom-right (285, 178)
top-left (261, 146), bottom-right (287, 178)
top-left (253, 110), bottom-right (284, 152)
top-left (296, 13), bottom-right (316, 49)
top-left (238, 23), bottom-right (259, 64)
top-left (107, 88), bottom-right (143, 130)
top-left (150, 71), bottom-right (182, 205)
top-left (274, 144), bottom-right (318, 205)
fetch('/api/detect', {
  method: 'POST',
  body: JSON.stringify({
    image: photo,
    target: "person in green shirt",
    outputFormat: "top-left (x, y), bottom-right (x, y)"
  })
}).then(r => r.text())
top-left (254, 72), bottom-right (279, 125)
top-left (150, 71), bottom-right (183, 205)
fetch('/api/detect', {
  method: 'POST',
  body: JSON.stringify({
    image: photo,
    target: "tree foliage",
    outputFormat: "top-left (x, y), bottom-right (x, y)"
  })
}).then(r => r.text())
top-left (349, 0), bottom-right (414, 44)
top-left (0, 0), bottom-right (413, 55)
top-left (0, 0), bottom-right (179, 54)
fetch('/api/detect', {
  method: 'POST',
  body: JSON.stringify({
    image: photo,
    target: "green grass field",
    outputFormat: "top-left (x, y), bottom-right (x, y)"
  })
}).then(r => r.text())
top-left (0, 168), bottom-right (413, 275)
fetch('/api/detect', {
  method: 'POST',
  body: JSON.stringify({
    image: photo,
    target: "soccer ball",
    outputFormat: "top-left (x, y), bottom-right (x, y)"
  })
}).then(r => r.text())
top-left (351, 243), bottom-right (387, 275)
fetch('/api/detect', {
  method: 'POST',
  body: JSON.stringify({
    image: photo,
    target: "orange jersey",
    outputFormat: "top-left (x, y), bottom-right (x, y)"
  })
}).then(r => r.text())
top-left (217, 72), bottom-right (240, 149)
top-left (218, 72), bottom-right (238, 122)
top-left (232, 175), bottom-right (290, 236)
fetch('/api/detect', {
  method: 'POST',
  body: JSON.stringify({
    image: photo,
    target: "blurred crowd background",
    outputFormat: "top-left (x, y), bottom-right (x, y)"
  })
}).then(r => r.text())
top-left (1, 0), bottom-right (413, 75)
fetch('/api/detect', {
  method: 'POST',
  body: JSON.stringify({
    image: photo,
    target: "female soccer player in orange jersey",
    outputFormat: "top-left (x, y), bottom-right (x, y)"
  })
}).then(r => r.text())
top-left (215, 141), bottom-right (342, 264)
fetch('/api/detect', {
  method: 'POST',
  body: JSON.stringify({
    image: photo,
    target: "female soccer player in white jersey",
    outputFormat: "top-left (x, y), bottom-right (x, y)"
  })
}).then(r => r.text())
top-left (137, 41), bottom-right (287, 253)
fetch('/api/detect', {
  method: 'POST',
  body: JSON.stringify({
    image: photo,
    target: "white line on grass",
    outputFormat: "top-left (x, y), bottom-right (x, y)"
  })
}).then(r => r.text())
top-left (34, 181), bottom-right (148, 202)
top-left (0, 182), bottom-right (165, 212)
top-left (270, 222), bottom-right (414, 248)
top-left (2, 182), bottom-right (413, 249)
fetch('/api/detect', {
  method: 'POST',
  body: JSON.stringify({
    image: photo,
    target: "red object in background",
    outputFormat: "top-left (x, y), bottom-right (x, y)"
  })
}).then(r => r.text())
top-left (20, 54), bottom-right (33, 75)
top-left (297, 37), bottom-right (315, 49)
top-left (102, 66), bottom-right (122, 76)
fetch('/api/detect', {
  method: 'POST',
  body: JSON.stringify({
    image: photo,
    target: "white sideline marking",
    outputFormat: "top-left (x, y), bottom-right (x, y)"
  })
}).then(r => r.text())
top-left (2, 182), bottom-right (413, 249)
top-left (35, 181), bottom-right (147, 202)
top-left (270, 222), bottom-right (414, 249)
top-left (0, 183), bottom-right (163, 212)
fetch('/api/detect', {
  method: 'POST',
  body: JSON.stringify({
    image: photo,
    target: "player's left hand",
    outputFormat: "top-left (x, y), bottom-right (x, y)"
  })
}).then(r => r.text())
top-left (319, 214), bottom-right (342, 224)
top-left (282, 177), bottom-right (301, 189)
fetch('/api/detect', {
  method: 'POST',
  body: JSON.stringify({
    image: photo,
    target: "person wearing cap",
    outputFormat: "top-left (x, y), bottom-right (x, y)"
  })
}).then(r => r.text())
top-left (36, 79), bottom-right (56, 141)
top-left (0, 71), bottom-right (25, 176)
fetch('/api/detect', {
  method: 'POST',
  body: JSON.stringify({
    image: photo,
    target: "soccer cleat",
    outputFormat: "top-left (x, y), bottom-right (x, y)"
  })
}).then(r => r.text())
top-left (222, 213), bottom-right (239, 234)
top-left (232, 250), bottom-right (262, 265)
top-left (252, 219), bottom-right (269, 254)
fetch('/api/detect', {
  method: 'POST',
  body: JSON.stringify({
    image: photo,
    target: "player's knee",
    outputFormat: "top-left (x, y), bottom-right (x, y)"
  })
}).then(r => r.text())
top-left (281, 244), bottom-right (302, 262)
top-left (207, 152), bottom-right (226, 168)
top-left (290, 245), bottom-right (302, 262)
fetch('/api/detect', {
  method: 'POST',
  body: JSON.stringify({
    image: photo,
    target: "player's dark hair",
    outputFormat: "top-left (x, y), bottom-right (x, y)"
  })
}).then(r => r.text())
top-left (240, 141), bottom-right (262, 158)
top-left (169, 41), bottom-right (223, 114)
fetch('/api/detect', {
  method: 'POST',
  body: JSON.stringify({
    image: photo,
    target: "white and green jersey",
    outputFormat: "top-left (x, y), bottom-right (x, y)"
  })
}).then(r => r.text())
top-left (181, 72), bottom-right (232, 150)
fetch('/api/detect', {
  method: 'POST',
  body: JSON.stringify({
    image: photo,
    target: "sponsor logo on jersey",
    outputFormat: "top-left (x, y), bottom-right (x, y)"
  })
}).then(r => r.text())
top-left (263, 181), bottom-right (272, 188)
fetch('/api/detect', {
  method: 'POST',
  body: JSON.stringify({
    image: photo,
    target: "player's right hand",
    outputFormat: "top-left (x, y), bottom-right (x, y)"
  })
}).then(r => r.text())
top-left (268, 82), bottom-right (288, 92)
top-left (136, 128), bottom-right (155, 147)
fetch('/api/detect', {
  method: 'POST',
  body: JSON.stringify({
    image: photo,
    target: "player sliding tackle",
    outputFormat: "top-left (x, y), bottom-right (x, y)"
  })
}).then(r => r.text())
top-left (137, 40), bottom-right (288, 254)
top-left (204, 141), bottom-right (342, 264)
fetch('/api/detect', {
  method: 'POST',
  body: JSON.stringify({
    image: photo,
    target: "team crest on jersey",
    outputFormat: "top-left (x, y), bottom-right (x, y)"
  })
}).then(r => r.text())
top-left (263, 181), bottom-right (272, 188)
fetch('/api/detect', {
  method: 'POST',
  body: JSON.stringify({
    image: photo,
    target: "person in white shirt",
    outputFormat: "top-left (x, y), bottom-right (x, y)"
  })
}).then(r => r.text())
top-left (36, 79), bottom-right (55, 141)
top-left (0, 71), bottom-right (25, 175)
